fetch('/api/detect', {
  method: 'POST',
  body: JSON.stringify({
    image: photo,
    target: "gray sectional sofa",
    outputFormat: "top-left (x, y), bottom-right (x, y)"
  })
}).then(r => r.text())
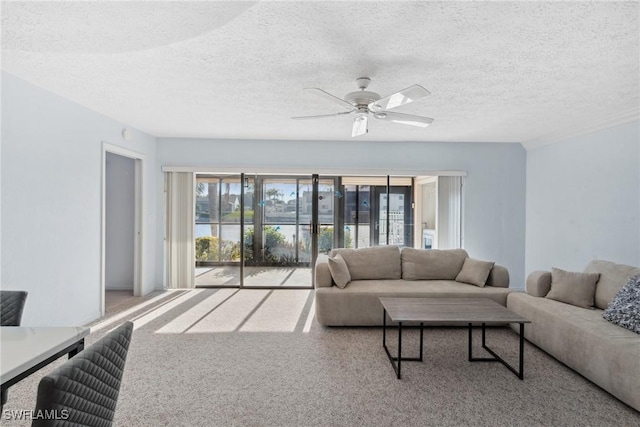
top-left (507, 260), bottom-right (640, 412)
top-left (314, 245), bottom-right (512, 326)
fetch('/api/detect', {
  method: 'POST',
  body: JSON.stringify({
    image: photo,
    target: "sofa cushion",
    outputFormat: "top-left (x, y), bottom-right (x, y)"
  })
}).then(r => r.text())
top-left (583, 260), bottom-right (640, 309)
top-left (401, 248), bottom-right (468, 280)
top-left (331, 246), bottom-right (401, 280)
top-left (545, 267), bottom-right (599, 308)
top-left (603, 275), bottom-right (640, 334)
top-left (327, 254), bottom-right (351, 289)
top-left (455, 258), bottom-right (495, 287)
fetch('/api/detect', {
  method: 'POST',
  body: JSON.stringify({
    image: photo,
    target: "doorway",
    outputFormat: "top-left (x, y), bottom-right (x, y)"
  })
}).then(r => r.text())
top-left (101, 144), bottom-right (143, 316)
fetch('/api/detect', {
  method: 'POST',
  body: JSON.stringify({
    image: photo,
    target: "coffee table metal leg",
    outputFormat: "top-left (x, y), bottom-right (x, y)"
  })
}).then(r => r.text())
top-left (382, 308), bottom-right (401, 379)
top-left (468, 323), bottom-right (473, 361)
top-left (419, 322), bottom-right (424, 361)
top-left (519, 323), bottom-right (524, 380)
top-left (468, 322), bottom-right (526, 380)
top-left (383, 308), bottom-right (387, 347)
top-left (382, 309), bottom-right (422, 379)
top-left (397, 322), bottom-right (402, 378)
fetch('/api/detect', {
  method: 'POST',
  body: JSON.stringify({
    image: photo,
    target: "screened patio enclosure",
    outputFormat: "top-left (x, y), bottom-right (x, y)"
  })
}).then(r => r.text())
top-left (187, 173), bottom-right (461, 289)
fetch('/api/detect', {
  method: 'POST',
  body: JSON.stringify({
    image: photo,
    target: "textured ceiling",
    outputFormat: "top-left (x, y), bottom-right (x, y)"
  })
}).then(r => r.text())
top-left (2, 1), bottom-right (639, 145)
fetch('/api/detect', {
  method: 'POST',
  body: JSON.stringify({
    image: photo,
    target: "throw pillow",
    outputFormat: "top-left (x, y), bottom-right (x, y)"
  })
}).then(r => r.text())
top-left (328, 254), bottom-right (351, 289)
top-left (455, 258), bottom-right (495, 287)
top-left (603, 275), bottom-right (640, 334)
top-left (545, 267), bottom-right (600, 308)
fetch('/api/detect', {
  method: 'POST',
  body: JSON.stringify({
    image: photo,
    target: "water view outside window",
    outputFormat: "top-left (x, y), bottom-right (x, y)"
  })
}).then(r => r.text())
top-left (194, 174), bottom-right (412, 288)
top-left (195, 177), bottom-right (252, 264)
top-left (195, 176), bottom-right (338, 268)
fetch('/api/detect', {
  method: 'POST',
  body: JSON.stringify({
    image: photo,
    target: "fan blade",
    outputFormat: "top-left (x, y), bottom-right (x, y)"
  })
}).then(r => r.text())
top-left (352, 115), bottom-right (368, 137)
top-left (369, 84), bottom-right (431, 112)
top-left (292, 111), bottom-right (353, 120)
top-left (304, 87), bottom-right (355, 110)
top-left (373, 111), bottom-right (434, 127)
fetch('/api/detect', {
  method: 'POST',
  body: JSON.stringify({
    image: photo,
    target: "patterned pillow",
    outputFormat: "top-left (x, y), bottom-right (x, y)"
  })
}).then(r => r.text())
top-left (602, 275), bottom-right (640, 334)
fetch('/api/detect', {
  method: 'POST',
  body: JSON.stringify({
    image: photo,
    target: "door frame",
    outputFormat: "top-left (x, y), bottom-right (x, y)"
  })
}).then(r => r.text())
top-left (101, 142), bottom-right (144, 316)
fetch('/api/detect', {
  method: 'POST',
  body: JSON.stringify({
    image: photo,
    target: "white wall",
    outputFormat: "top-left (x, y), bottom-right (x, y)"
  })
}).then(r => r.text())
top-left (158, 138), bottom-right (527, 288)
top-left (1, 72), bottom-right (159, 326)
top-left (526, 121), bottom-right (640, 274)
top-left (105, 152), bottom-right (135, 290)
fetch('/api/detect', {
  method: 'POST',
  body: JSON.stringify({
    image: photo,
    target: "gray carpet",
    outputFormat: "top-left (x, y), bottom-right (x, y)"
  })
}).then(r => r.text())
top-left (3, 289), bottom-right (638, 426)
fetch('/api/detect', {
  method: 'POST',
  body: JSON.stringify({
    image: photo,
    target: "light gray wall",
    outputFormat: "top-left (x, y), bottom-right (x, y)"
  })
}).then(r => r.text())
top-left (105, 152), bottom-right (135, 290)
top-left (158, 138), bottom-right (527, 288)
top-left (1, 72), bottom-right (159, 326)
top-left (526, 121), bottom-right (640, 274)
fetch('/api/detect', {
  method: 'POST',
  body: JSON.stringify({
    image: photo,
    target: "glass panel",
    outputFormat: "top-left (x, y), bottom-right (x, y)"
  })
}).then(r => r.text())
top-left (219, 177), bottom-right (242, 263)
top-left (244, 224), bottom-right (254, 263)
top-left (261, 179), bottom-right (297, 267)
top-left (358, 185), bottom-right (371, 248)
top-left (263, 179), bottom-right (297, 225)
top-left (195, 176), bottom-right (219, 264)
top-left (248, 176), bottom-right (313, 288)
top-left (317, 179), bottom-right (335, 224)
top-left (297, 179), bottom-right (312, 264)
top-left (317, 179), bottom-right (335, 254)
top-left (298, 180), bottom-right (313, 226)
top-left (377, 185), bottom-right (411, 247)
top-left (244, 177), bottom-right (255, 225)
top-left (388, 192), bottom-right (406, 246)
top-left (195, 175), bottom-right (241, 287)
top-left (196, 177), bottom-right (219, 223)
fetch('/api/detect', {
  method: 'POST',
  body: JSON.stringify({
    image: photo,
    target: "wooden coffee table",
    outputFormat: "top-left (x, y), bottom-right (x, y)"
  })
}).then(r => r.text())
top-left (379, 297), bottom-right (530, 380)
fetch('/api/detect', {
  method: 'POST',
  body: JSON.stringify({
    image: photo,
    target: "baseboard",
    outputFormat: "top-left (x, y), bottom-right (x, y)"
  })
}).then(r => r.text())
top-left (105, 286), bottom-right (134, 291)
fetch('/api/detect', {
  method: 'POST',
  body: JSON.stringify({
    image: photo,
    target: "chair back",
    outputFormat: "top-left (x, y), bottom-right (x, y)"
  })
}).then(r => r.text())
top-left (0, 291), bottom-right (28, 326)
top-left (32, 321), bottom-right (134, 427)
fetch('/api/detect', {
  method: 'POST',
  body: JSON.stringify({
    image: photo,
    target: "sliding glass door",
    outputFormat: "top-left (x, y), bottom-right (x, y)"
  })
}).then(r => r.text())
top-left (195, 174), bottom-right (325, 288)
top-left (243, 176), bottom-right (315, 287)
top-left (194, 173), bottom-right (419, 288)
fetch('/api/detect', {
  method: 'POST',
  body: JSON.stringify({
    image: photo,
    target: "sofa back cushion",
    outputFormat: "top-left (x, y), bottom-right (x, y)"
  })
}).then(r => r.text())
top-left (584, 260), bottom-right (640, 309)
top-left (330, 245), bottom-right (401, 280)
top-left (401, 248), bottom-right (469, 280)
top-left (545, 267), bottom-right (599, 308)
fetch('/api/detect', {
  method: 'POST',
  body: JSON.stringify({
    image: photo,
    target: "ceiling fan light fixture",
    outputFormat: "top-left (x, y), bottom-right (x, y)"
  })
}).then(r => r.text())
top-left (352, 114), bottom-right (368, 137)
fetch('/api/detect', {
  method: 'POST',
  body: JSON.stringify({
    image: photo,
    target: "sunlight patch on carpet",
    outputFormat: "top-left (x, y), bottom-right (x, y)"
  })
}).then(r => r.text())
top-left (155, 288), bottom-right (239, 334)
top-left (239, 290), bottom-right (311, 332)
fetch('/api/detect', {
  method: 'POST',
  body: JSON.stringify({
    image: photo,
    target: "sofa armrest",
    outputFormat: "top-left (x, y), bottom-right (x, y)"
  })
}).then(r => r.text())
top-left (314, 254), bottom-right (333, 288)
top-left (526, 271), bottom-right (552, 296)
top-left (486, 264), bottom-right (509, 288)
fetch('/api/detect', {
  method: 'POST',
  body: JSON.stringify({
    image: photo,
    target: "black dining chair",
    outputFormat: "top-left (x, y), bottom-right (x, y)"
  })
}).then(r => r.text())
top-left (31, 321), bottom-right (134, 427)
top-left (1, 290), bottom-right (28, 407)
top-left (0, 290), bottom-right (28, 326)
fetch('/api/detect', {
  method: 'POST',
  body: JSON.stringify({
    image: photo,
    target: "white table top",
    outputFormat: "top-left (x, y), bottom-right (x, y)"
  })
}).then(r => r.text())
top-left (1, 326), bottom-right (90, 385)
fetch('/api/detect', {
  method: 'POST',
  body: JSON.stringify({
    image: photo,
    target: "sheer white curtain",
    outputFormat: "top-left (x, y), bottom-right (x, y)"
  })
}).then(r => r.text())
top-left (165, 172), bottom-right (195, 288)
top-left (437, 176), bottom-right (463, 249)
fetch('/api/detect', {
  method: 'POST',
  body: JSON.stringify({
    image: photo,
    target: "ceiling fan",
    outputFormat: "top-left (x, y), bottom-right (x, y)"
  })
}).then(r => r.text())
top-left (292, 77), bottom-right (434, 137)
